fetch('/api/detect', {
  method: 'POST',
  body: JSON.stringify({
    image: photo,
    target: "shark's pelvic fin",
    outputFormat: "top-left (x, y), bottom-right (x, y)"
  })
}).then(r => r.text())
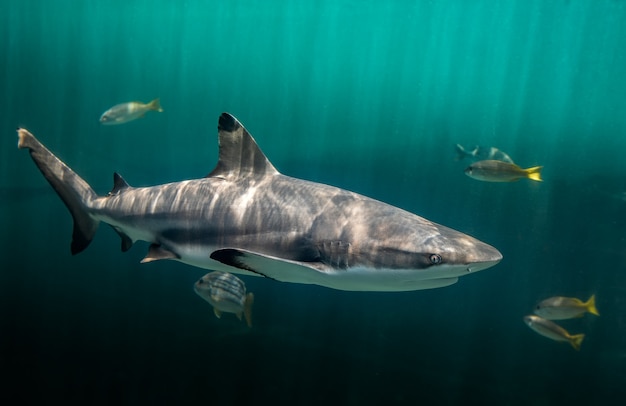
top-left (17, 128), bottom-right (99, 255)
top-left (140, 243), bottom-right (179, 263)
top-left (206, 113), bottom-right (279, 180)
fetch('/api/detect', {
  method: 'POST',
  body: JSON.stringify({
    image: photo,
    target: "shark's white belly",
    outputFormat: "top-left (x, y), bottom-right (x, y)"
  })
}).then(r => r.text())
top-left (97, 214), bottom-right (485, 291)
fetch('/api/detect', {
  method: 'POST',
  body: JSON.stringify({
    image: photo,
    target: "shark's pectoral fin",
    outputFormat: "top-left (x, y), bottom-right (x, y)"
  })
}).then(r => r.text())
top-left (213, 308), bottom-right (222, 319)
top-left (210, 248), bottom-right (326, 284)
top-left (140, 243), bottom-right (179, 263)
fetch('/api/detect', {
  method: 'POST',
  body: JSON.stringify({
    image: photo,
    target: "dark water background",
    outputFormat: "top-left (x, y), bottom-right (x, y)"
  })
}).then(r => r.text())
top-left (2, 1), bottom-right (626, 404)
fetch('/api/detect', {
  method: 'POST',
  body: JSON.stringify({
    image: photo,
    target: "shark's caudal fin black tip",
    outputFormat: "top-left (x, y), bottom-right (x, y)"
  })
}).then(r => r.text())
top-left (218, 113), bottom-right (239, 132)
top-left (71, 222), bottom-right (97, 255)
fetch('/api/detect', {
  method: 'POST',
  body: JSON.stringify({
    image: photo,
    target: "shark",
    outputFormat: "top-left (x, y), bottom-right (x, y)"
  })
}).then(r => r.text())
top-left (17, 113), bottom-right (502, 291)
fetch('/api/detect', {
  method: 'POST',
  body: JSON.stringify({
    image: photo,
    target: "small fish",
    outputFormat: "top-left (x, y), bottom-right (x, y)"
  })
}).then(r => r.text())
top-left (194, 271), bottom-right (254, 327)
top-left (455, 144), bottom-right (514, 164)
top-left (523, 315), bottom-right (585, 351)
top-left (465, 160), bottom-right (543, 182)
top-left (99, 98), bottom-right (163, 125)
top-left (534, 294), bottom-right (600, 320)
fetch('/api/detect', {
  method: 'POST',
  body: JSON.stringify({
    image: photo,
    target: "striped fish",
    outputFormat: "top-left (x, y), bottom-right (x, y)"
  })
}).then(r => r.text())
top-left (194, 271), bottom-right (254, 327)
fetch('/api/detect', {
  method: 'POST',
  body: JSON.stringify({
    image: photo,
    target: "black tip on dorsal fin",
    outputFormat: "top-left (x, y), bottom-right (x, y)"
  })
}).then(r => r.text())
top-left (207, 113), bottom-right (278, 179)
top-left (218, 112), bottom-right (238, 132)
top-left (111, 172), bottom-right (130, 194)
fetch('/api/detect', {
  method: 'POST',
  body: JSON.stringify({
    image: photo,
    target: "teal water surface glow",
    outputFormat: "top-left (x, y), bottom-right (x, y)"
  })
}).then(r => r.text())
top-left (1, 1), bottom-right (626, 404)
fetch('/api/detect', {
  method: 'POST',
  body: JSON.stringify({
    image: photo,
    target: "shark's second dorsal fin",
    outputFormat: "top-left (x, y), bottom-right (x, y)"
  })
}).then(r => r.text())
top-left (110, 172), bottom-right (130, 195)
top-left (206, 113), bottom-right (278, 180)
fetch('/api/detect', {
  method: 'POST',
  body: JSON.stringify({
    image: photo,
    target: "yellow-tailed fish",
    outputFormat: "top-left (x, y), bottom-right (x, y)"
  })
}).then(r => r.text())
top-left (534, 294), bottom-right (599, 320)
top-left (465, 160), bottom-right (543, 182)
top-left (100, 98), bottom-right (163, 125)
top-left (524, 315), bottom-right (585, 351)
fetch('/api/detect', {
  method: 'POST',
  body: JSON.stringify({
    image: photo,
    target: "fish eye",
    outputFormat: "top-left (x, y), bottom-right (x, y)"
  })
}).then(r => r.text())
top-left (197, 279), bottom-right (204, 284)
top-left (429, 254), bottom-right (442, 264)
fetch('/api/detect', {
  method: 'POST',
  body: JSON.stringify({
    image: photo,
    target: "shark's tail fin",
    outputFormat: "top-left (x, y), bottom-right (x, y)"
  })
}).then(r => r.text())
top-left (17, 128), bottom-right (99, 254)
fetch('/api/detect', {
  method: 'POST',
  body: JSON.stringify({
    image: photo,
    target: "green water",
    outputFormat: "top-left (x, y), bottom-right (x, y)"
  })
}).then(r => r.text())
top-left (2, 1), bottom-right (626, 404)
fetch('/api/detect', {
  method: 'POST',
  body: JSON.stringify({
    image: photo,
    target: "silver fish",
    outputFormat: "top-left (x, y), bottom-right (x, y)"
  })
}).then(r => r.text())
top-left (465, 160), bottom-right (543, 182)
top-left (534, 294), bottom-right (599, 320)
top-left (17, 113), bottom-right (502, 292)
top-left (100, 98), bottom-right (163, 125)
top-left (194, 271), bottom-right (254, 327)
top-left (524, 315), bottom-right (585, 351)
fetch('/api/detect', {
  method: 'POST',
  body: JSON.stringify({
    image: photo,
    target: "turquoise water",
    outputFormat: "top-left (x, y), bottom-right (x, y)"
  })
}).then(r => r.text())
top-left (2, 0), bottom-right (626, 404)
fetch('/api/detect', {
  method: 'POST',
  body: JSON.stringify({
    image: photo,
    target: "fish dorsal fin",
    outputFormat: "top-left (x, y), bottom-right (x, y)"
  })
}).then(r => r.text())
top-left (110, 172), bottom-right (130, 194)
top-left (206, 113), bottom-right (278, 180)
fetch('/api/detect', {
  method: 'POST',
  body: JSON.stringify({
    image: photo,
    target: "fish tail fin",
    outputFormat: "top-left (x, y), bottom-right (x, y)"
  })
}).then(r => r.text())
top-left (244, 292), bottom-right (254, 328)
top-left (17, 128), bottom-right (99, 255)
top-left (569, 333), bottom-right (585, 351)
top-left (525, 166), bottom-right (543, 182)
top-left (586, 294), bottom-right (600, 316)
top-left (148, 98), bottom-right (163, 112)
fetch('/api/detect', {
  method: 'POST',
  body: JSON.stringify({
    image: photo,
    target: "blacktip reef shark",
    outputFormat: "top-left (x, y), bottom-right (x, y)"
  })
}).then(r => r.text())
top-left (17, 113), bottom-right (502, 291)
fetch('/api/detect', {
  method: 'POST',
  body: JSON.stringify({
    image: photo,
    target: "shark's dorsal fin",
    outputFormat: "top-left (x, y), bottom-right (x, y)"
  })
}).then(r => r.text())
top-left (110, 172), bottom-right (130, 195)
top-left (206, 113), bottom-right (278, 180)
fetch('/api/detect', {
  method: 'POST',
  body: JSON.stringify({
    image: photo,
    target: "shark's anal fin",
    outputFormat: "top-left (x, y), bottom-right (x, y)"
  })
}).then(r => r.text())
top-left (140, 244), bottom-right (179, 263)
top-left (110, 226), bottom-right (133, 252)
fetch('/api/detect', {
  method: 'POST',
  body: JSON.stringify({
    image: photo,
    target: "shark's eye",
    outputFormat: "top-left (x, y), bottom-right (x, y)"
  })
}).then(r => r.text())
top-left (429, 254), bottom-right (442, 264)
top-left (198, 279), bottom-right (204, 284)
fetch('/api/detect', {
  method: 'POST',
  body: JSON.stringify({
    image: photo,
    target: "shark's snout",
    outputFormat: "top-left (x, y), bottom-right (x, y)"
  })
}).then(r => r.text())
top-left (466, 241), bottom-right (502, 272)
top-left (433, 225), bottom-right (502, 275)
